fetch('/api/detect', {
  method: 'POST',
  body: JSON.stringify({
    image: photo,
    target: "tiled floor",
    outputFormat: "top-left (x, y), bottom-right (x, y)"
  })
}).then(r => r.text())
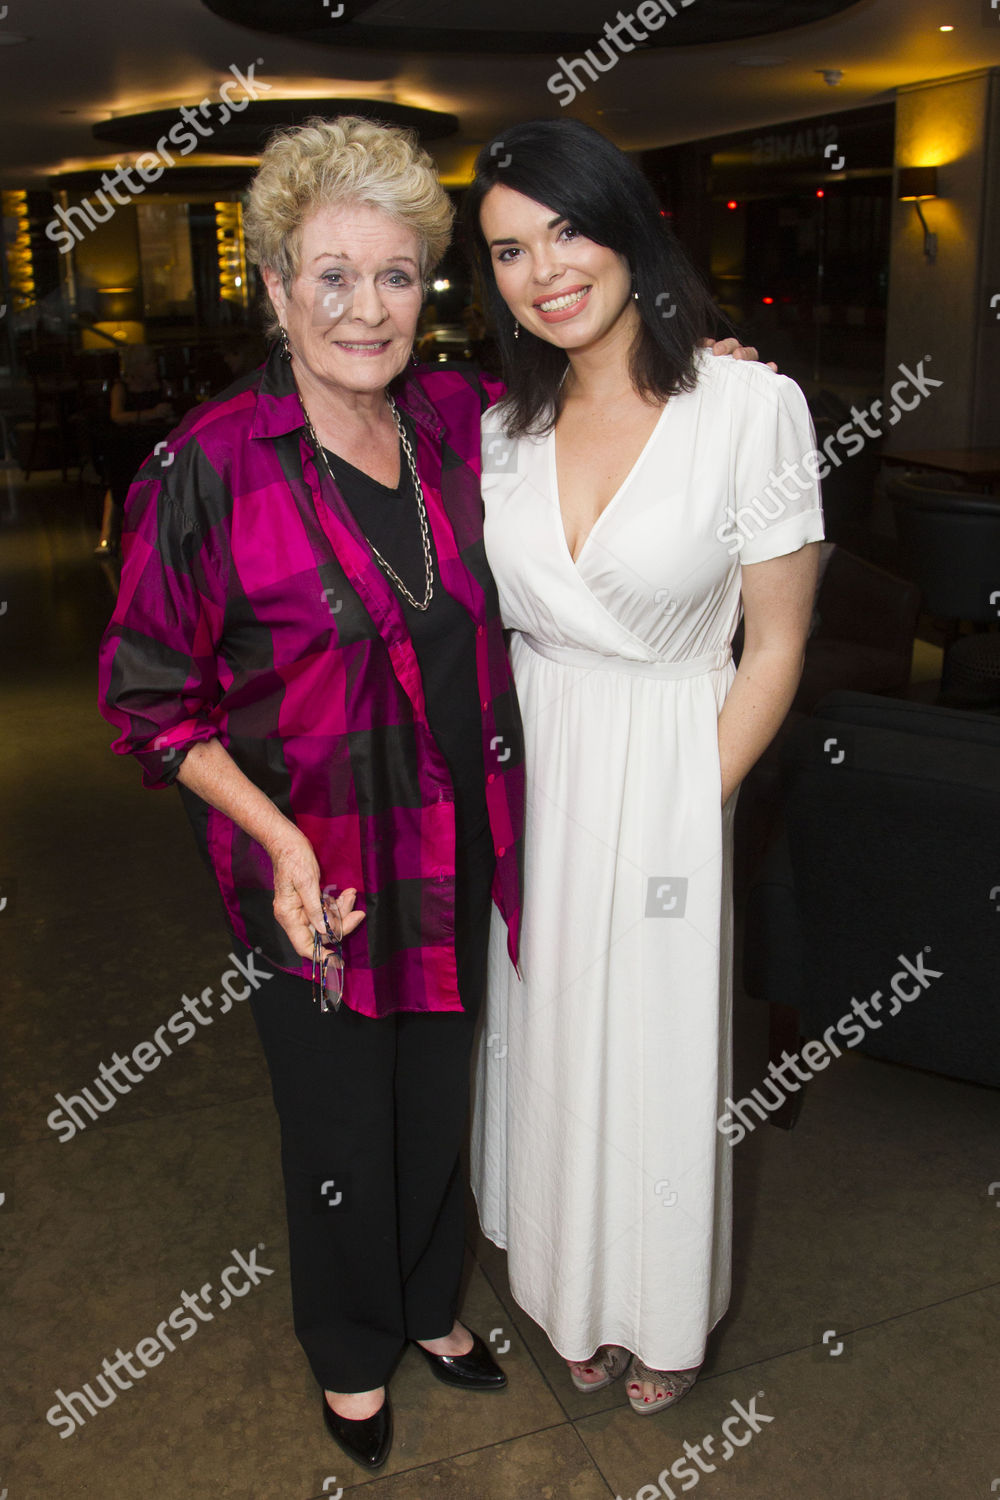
top-left (2, 471), bottom-right (997, 1498)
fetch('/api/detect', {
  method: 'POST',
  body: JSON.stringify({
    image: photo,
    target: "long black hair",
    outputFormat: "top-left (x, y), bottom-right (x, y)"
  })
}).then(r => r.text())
top-left (462, 118), bottom-right (721, 437)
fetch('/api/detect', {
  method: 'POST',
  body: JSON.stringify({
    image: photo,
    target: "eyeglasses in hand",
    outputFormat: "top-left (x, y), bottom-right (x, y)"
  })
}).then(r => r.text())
top-left (311, 903), bottom-right (345, 1012)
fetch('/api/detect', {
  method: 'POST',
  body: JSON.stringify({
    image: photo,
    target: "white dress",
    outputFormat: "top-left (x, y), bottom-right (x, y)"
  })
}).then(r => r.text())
top-left (470, 350), bottom-right (824, 1370)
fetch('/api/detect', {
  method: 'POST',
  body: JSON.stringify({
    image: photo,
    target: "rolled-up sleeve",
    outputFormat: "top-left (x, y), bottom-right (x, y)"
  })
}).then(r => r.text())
top-left (99, 454), bottom-right (227, 789)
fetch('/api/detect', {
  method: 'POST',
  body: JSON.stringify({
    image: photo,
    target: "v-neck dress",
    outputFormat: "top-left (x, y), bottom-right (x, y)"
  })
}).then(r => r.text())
top-left (470, 350), bottom-right (824, 1369)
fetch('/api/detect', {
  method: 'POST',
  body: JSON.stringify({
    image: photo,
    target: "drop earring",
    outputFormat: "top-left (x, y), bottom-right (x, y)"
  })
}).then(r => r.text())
top-left (513, 320), bottom-right (520, 341)
top-left (279, 327), bottom-right (292, 361)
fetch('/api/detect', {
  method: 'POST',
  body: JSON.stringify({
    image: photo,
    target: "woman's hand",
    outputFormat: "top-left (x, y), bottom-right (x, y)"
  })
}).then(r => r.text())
top-left (269, 825), bottom-right (366, 960)
top-left (704, 336), bottom-right (778, 373)
top-left (175, 738), bottom-right (366, 962)
top-left (717, 543), bottom-right (820, 805)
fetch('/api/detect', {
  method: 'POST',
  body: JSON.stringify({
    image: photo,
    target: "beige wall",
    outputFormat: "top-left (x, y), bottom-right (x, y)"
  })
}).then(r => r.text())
top-left (884, 69), bottom-right (1000, 449)
top-left (70, 200), bottom-right (145, 346)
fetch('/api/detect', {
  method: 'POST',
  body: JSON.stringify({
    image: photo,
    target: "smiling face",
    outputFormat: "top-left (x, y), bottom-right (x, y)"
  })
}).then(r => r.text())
top-left (479, 182), bottom-right (638, 355)
top-left (263, 201), bottom-right (425, 402)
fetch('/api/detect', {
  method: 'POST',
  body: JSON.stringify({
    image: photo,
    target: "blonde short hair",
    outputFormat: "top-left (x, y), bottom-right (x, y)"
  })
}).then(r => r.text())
top-left (244, 115), bottom-right (454, 338)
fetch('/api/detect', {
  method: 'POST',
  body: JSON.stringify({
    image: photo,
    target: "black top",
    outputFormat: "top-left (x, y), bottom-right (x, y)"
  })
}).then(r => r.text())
top-left (324, 426), bottom-right (489, 847)
top-left (107, 382), bottom-right (173, 505)
top-left (120, 380), bottom-right (167, 412)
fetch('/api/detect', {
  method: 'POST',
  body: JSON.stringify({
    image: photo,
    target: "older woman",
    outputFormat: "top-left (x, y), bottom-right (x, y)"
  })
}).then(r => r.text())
top-left (98, 117), bottom-right (525, 1472)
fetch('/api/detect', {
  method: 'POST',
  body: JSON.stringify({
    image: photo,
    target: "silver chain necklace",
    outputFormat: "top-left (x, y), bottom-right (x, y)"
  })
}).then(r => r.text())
top-left (301, 391), bottom-right (435, 612)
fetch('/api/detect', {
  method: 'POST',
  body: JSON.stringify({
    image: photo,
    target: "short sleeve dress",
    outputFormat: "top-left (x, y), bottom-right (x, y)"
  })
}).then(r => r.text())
top-left (470, 350), bottom-right (824, 1370)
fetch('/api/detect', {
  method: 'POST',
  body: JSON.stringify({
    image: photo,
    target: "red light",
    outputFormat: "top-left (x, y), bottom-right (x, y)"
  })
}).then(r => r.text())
top-left (762, 297), bottom-right (774, 305)
top-left (816, 189), bottom-right (825, 199)
top-left (727, 200), bottom-right (739, 210)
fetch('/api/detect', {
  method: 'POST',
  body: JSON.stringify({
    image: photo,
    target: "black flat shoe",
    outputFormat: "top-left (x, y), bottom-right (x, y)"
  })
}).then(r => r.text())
top-left (321, 1389), bottom-right (392, 1470)
top-left (414, 1329), bottom-right (507, 1391)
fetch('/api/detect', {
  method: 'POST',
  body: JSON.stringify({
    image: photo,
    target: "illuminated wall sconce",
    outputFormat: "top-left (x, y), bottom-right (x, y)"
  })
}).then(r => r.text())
top-left (898, 166), bottom-right (939, 263)
top-left (1, 189), bottom-right (37, 312)
top-left (215, 201), bottom-right (249, 308)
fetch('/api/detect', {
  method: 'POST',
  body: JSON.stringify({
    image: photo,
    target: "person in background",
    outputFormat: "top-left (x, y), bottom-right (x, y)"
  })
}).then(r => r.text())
top-left (220, 331), bottom-right (267, 384)
top-left (93, 344), bottom-right (174, 557)
top-left (461, 301), bottom-right (500, 375)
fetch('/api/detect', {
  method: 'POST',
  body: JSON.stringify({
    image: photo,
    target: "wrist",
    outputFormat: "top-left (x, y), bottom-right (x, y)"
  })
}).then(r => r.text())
top-left (261, 813), bottom-right (305, 864)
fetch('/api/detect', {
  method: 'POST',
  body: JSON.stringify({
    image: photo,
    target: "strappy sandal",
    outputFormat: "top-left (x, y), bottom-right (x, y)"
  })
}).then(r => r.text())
top-left (626, 1357), bottom-right (699, 1414)
top-left (568, 1344), bottom-right (631, 1393)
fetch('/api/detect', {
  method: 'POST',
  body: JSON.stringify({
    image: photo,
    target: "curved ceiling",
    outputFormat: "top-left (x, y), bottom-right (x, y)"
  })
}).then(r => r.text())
top-left (200, 0), bottom-right (867, 54)
top-left (2, 0), bottom-right (998, 188)
top-left (91, 98), bottom-right (459, 154)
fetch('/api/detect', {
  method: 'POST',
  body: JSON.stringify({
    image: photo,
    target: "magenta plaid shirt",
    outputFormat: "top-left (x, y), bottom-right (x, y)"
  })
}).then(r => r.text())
top-left (98, 346), bottom-right (524, 1017)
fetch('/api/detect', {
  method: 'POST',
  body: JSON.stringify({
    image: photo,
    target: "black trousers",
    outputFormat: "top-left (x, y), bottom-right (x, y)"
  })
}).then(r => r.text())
top-left (247, 831), bottom-right (494, 1393)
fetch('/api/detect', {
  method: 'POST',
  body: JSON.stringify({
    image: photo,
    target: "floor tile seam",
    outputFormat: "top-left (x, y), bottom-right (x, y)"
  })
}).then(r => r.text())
top-left (696, 1277), bottom-right (1000, 1379)
top-left (468, 1243), bottom-right (594, 1423)
top-left (572, 1417), bottom-right (656, 1499)
top-left (468, 1244), bottom-right (1000, 1402)
top-left (4, 1084), bottom-right (274, 1151)
top-left (336, 1416), bottom-right (602, 1494)
top-left (569, 1282), bottom-right (1000, 1491)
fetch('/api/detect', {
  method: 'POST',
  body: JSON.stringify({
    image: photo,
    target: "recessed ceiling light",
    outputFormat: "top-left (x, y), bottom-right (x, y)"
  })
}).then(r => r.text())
top-left (939, 24), bottom-right (954, 31)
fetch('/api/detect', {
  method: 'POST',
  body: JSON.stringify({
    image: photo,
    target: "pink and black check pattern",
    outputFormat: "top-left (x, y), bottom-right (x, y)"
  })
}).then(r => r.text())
top-left (99, 347), bottom-right (524, 1017)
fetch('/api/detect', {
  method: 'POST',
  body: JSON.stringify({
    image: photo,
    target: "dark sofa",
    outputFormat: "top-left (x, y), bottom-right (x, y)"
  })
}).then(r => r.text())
top-left (742, 691), bottom-right (1000, 1123)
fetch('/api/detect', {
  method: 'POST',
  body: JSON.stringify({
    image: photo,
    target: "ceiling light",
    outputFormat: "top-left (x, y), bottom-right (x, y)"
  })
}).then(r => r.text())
top-left (939, 25), bottom-right (954, 31)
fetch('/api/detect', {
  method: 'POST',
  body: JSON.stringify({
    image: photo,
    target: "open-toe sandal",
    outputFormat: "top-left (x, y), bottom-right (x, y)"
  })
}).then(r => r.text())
top-left (626, 1358), bottom-right (699, 1414)
top-left (569, 1344), bottom-right (631, 1393)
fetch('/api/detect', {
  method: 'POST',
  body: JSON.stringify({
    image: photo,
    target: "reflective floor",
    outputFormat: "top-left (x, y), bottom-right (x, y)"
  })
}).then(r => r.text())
top-left (2, 469), bottom-right (997, 1499)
